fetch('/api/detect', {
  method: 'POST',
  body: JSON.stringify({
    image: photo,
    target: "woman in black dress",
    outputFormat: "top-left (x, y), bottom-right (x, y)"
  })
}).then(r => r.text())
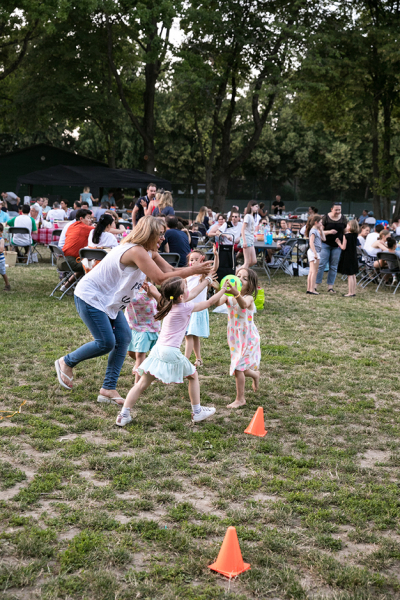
top-left (336, 220), bottom-right (359, 297)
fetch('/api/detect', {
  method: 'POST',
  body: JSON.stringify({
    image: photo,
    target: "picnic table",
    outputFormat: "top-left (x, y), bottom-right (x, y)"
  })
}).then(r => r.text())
top-left (254, 240), bottom-right (279, 282)
top-left (32, 227), bottom-right (63, 245)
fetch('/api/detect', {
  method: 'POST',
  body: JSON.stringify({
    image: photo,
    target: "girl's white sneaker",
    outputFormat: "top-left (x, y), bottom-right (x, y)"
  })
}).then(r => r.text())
top-left (116, 413), bottom-right (132, 427)
top-left (192, 406), bottom-right (216, 423)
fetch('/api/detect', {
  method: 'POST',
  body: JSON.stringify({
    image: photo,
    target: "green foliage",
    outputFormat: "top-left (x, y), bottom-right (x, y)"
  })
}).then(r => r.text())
top-left (0, 460), bottom-right (26, 489)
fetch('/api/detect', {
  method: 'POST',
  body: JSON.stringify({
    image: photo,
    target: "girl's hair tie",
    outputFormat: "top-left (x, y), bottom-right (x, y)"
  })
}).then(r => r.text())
top-left (169, 296), bottom-right (174, 300)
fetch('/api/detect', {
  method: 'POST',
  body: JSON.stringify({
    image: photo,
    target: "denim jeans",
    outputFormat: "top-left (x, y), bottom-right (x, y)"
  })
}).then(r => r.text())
top-left (64, 296), bottom-right (132, 390)
top-left (316, 243), bottom-right (342, 286)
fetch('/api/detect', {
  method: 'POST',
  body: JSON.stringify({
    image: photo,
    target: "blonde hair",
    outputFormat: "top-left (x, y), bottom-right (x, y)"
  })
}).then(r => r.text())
top-left (378, 229), bottom-right (391, 240)
top-left (159, 191), bottom-right (173, 211)
top-left (195, 206), bottom-right (207, 223)
top-left (121, 216), bottom-right (165, 250)
top-left (105, 210), bottom-right (119, 223)
top-left (83, 186), bottom-right (90, 193)
top-left (348, 219), bottom-right (359, 234)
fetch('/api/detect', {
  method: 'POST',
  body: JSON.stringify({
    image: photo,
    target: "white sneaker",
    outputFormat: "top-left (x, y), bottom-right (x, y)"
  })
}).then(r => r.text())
top-left (191, 406), bottom-right (216, 423)
top-left (116, 412), bottom-right (132, 427)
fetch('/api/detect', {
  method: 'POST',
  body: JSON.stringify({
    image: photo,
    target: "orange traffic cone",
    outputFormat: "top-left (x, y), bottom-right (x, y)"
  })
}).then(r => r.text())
top-left (244, 407), bottom-right (267, 437)
top-left (208, 526), bottom-right (250, 578)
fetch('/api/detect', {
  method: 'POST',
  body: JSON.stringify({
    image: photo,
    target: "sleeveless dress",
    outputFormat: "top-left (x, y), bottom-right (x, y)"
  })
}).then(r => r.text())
top-left (226, 296), bottom-right (261, 376)
top-left (338, 233), bottom-right (359, 276)
top-left (185, 275), bottom-right (209, 338)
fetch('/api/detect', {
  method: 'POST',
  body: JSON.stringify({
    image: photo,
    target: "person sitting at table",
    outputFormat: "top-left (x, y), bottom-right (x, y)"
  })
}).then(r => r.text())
top-left (358, 209), bottom-right (368, 225)
top-left (81, 201), bottom-right (95, 217)
top-left (60, 199), bottom-right (72, 219)
top-left (163, 215), bottom-right (191, 267)
top-left (46, 202), bottom-right (66, 221)
top-left (279, 219), bottom-right (292, 237)
top-left (207, 214), bottom-right (226, 238)
top-left (357, 224), bottom-right (370, 249)
top-left (105, 210), bottom-right (126, 234)
top-left (7, 204), bottom-right (37, 261)
top-left (88, 214), bottom-right (118, 249)
top-left (373, 236), bottom-right (398, 284)
top-left (272, 195), bottom-right (285, 215)
top-left (80, 186), bottom-right (98, 207)
top-left (30, 204), bottom-right (42, 227)
top-left (94, 202), bottom-right (109, 220)
top-left (366, 229), bottom-right (391, 258)
top-left (258, 203), bottom-right (268, 218)
top-left (152, 191), bottom-right (175, 217)
top-left (69, 201), bottom-right (81, 221)
top-left (57, 209), bottom-right (94, 289)
top-left (363, 224), bottom-right (384, 255)
top-left (41, 198), bottom-right (50, 215)
top-left (219, 210), bottom-right (242, 248)
top-left (226, 205), bottom-right (239, 221)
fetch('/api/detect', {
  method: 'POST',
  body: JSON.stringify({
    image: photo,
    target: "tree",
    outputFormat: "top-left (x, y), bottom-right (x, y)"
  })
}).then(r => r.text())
top-left (105, 0), bottom-right (181, 174)
top-left (177, 0), bottom-right (323, 207)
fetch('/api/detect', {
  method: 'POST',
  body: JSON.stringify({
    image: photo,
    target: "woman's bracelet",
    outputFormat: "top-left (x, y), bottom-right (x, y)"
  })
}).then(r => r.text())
top-left (205, 276), bottom-right (213, 284)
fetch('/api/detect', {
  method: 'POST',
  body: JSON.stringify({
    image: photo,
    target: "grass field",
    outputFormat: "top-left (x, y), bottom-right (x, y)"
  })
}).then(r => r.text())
top-left (1, 263), bottom-right (400, 600)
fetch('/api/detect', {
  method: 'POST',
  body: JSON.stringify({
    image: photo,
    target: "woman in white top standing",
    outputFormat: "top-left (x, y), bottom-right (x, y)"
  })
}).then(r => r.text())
top-left (88, 214), bottom-right (118, 248)
top-left (55, 216), bottom-right (213, 405)
top-left (240, 201), bottom-right (259, 270)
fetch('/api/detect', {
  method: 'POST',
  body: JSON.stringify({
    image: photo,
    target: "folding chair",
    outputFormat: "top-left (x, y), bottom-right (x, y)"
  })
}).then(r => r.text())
top-left (216, 233), bottom-right (235, 282)
top-left (8, 227), bottom-right (35, 265)
top-left (79, 247), bottom-right (108, 274)
top-left (190, 231), bottom-right (202, 249)
top-left (118, 221), bottom-right (132, 229)
top-left (270, 238), bottom-right (298, 277)
top-left (358, 249), bottom-right (380, 288)
top-left (375, 252), bottom-right (400, 294)
top-left (159, 252), bottom-right (181, 268)
top-left (48, 244), bottom-right (79, 300)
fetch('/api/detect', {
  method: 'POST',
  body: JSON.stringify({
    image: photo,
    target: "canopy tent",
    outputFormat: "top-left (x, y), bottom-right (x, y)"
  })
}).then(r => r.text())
top-left (16, 165), bottom-right (171, 191)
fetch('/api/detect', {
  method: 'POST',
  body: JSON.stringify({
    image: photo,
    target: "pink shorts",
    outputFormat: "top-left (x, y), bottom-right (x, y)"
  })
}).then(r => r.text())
top-left (307, 249), bottom-right (320, 263)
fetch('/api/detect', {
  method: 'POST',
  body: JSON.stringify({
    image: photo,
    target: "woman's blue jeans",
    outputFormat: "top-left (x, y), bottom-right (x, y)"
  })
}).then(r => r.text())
top-left (64, 296), bottom-right (132, 390)
top-left (316, 243), bottom-right (342, 287)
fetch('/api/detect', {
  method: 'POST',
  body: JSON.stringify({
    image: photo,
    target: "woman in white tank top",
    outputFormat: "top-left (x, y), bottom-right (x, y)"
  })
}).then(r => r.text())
top-left (55, 216), bottom-right (213, 405)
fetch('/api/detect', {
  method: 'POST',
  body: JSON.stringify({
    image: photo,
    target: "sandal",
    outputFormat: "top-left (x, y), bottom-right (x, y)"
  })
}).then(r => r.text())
top-left (328, 289), bottom-right (337, 294)
top-left (97, 394), bottom-right (124, 406)
top-left (194, 359), bottom-right (204, 368)
top-left (55, 359), bottom-right (73, 390)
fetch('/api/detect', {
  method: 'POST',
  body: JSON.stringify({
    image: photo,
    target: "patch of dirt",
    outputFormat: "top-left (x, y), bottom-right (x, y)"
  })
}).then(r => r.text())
top-left (78, 470), bottom-right (109, 486)
top-left (251, 492), bottom-right (280, 503)
top-left (58, 527), bottom-right (81, 541)
top-left (358, 449), bottom-right (391, 468)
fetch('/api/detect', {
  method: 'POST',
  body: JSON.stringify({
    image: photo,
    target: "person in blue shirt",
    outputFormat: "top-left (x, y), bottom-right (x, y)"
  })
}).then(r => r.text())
top-left (358, 209), bottom-right (368, 225)
top-left (100, 191), bottom-right (114, 206)
top-left (0, 199), bottom-right (9, 223)
top-left (163, 216), bottom-right (191, 267)
top-left (80, 187), bottom-right (98, 207)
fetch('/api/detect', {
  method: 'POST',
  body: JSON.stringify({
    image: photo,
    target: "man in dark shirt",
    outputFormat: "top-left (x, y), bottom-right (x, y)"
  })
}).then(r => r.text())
top-left (272, 195), bottom-right (285, 215)
top-left (131, 182), bottom-right (157, 226)
top-left (68, 201), bottom-right (81, 221)
top-left (163, 216), bottom-right (191, 267)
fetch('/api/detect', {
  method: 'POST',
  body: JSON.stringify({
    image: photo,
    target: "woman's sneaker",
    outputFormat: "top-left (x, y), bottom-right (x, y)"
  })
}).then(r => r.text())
top-left (116, 412), bottom-right (132, 427)
top-left (192, 406), bottom-right (216, 423)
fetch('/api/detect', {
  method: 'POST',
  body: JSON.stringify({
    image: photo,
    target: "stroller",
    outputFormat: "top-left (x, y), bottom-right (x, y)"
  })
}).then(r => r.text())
top-left (215, 233), bottom-right (235, 282)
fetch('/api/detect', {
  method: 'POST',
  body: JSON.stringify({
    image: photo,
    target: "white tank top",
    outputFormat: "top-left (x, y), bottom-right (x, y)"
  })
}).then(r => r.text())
top-left (75, 243), bottom-right (150, 319)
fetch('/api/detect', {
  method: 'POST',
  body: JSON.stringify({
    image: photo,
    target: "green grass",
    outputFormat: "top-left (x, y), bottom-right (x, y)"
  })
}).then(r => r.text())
top-left (1, 262), bottom-right (400, 598)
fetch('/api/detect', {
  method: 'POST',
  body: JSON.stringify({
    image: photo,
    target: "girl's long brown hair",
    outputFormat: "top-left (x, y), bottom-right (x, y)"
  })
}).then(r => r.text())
top-left (237, 267), bottom-right (258, 300)
top-left (305, 215), bottom-right (322, 238)
top-left (155, 276), bottom-right (185, 321)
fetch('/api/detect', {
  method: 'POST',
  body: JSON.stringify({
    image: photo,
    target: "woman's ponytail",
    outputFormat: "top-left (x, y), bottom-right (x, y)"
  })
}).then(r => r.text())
top-left (92, 214), bottom-right (114, 244)
top-left (155, 276), bottom-right (184, 321)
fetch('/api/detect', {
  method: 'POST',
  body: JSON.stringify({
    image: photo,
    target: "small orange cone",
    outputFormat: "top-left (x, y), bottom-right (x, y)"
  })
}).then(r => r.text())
top-left (208, 526), bottom-right (250, 578)
top-left (244, 407), bottom-right (267, 437)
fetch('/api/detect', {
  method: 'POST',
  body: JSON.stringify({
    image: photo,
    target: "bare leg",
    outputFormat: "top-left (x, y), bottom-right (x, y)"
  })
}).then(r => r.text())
top-left (193, 336), bottom-right (202, 364)
top-left (344, 275), bottom-right (356, 296)
top-left (244, 368), bottom-right (260, 392)
top-left (241, 247), bottom-right (252, 271)
top-left (2, 273), bottom-right (10, 287)
top-left (307, 260), bottom-right (319, 293)
top-left (123, 373), bottom-right (155, 409)
top-left (133, 352), bottom-right (146, 384)
top-left (228, 370), bottom-right (246, 408)
top-left (187, 371), bottom-right (200, 406)
top-left (185, 335), bottom-right (195, 359)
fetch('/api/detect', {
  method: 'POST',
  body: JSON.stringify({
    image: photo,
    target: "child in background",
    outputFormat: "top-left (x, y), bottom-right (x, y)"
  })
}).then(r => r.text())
top-left (185, 247), bottom-right (219, 367)
top-left (116, 275), bottom-right (229, 427)
top-left (0, 224), bottom-right (10, 292)
top-left (336, 220), bottom-right (359, 297)
top-left (306, 215), bottom-right (325, 295)
top-left (126, 282), bottom-right (161, 384)
top-left (240, 201), bottom-right (259, 270)
top-left (215, 267), bottom-right (261, 408)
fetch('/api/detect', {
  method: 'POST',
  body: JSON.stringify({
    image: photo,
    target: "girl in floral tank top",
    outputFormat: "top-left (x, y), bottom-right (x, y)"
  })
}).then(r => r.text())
top-left (125, 282), bottom-right (161, 383)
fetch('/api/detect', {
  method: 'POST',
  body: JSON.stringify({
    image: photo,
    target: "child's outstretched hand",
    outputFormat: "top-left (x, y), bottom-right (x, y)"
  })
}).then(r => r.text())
top-left (225, 281), bottom-right (238, 296)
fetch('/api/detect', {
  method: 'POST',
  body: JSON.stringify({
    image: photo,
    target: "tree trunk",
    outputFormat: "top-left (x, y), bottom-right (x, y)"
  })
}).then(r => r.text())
top-left (142, 59), bottom-right (158, 174)
top-left (381, 95), bottom-right (392, 221)
top-left (213, 173), bottom-right (229, 210)
top-left (371, 98), bottom-right (381, 218)
top-left (205, 164), bottom-right (212, 204)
